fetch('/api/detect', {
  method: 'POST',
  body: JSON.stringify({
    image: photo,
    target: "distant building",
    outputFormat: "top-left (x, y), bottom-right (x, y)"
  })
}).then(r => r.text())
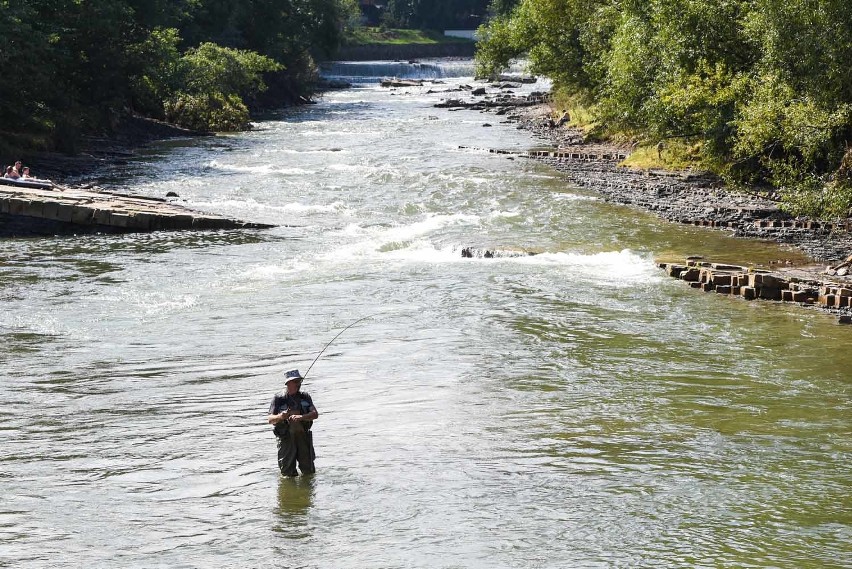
top-left (358, 0), bottom-right (385, 27)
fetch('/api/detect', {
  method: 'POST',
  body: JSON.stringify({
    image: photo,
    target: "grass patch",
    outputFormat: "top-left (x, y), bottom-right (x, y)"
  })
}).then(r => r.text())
top-left (550, 86), bottom-right (705, 171)
top-left (549, 87), bottom-right (598, 133)
top-left (344, 27), bottom-right (474, 46)
top-left (622, 140), bottom-right (704, 171)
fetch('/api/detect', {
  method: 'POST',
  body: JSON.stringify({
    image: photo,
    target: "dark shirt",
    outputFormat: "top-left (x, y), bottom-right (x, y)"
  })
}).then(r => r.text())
top-left (269, 391), bottom-right (315, 436)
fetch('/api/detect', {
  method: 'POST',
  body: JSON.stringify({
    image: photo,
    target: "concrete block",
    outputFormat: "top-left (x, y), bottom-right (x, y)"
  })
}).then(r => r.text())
top-left (782, 290), bottom-right (793, 302)
top-left (55, 204), bottom-right (74, 222)
top-left (681, 268), bottom-right (700, 282)
top-left (819, 294), bottom-right (835, 307)
top-left (711, 263), bottom-right (745, 272)
top-left (837, 288), bottom-right (852, 298)
top-left (666, 264), bottom-right (686, 278)
top-left (758, 287), bottom-right (782, 301)
top-left (715, 285), bottom-right (732, 294)
top-left (701, 283), bottom-right (715, 292)
top-left (792, 290), bottom-right (811, 302)
top-left (22, 201), bottom-right (44, 217)
top-left (749, 273), bottom-right (779, 288)
top-left (164, 214), bottom-right (194, 230)
top-left (689, 282), bottom-right (702, 289)
top-left (741, 287), bottom-right (756, 300)
top-left (109, 213), bottom-right (132, 228)
top-left (71, 206), bottom-right (94, 224)
top-left (710, 273), bottom-right (732, 286)
top-left (41, 201), bottom-right (61, 220)
top-left (129, 212), bottom-right (154, 231)
top-left (93, 209), bottom-right (112, 226)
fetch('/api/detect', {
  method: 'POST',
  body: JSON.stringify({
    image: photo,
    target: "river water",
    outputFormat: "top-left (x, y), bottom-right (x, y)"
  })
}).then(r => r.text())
top-left (1, 60), bottom-right (850, 568)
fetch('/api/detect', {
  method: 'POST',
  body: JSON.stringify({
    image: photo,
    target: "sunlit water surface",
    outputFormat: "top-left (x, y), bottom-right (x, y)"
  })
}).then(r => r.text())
top-left (1, 60), bottom-right (850, 568)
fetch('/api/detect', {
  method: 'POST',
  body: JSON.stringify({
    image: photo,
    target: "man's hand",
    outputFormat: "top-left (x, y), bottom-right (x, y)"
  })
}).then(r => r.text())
top-left (287, 414), bottom-right (302, 423)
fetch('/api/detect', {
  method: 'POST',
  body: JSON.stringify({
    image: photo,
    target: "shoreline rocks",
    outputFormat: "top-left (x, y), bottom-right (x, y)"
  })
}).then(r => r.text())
top-left (659, 257), bottom-right (852, 323)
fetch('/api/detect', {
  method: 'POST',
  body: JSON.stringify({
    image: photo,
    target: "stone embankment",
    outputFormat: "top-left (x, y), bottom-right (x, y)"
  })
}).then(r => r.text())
top-left (659, 257), bottom-right (852, 323)
top-left (0, 184), bottom-right (273, 237)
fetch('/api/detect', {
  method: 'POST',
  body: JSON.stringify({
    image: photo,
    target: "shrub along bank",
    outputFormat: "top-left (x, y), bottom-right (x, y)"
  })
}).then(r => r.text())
top-left (475, 0), bottom-right (852, 221)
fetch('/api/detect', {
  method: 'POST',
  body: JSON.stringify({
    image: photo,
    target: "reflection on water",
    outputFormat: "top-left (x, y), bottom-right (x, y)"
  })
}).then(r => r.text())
top-left (276, 475), bottom-right (315, 518)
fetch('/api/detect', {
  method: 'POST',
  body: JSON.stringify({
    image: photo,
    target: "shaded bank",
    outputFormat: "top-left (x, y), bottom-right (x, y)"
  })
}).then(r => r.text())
top-left (16, 116), bottom-right (212, 183)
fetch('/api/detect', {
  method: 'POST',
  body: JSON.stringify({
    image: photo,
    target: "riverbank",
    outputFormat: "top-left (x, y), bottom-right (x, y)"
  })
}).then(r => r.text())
top-left (337, 28), bottom-right (476, 61)
top-left (502, 102), bottom-right (852, 265)
top-left (491, 99), bottom-right (852, 320)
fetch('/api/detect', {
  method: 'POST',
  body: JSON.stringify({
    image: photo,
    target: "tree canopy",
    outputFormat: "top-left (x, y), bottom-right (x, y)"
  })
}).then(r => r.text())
top-left (476, 0), bottom-right (852, 219)
top-left (0, 0), bottom-right (358, 148)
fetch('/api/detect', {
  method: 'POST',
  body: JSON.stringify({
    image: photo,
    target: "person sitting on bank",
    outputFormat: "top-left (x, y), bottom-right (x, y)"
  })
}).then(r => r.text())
top-left (13, 160), bottom-right (23, 177)
top-left (267, 369), bottom-right (319, 477)
top-left (4, 165), bottom-right (20, 179)
top-left (21, 167), bottom-right (32, 179)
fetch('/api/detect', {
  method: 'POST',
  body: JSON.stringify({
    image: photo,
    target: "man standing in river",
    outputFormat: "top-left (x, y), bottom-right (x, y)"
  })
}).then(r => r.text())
top-left (267, 370), bottom-right (318, 476)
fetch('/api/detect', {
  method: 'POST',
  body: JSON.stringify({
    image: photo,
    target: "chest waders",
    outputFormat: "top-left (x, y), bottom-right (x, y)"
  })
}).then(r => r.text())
top-left (277, 395), bottom-right (316, 477)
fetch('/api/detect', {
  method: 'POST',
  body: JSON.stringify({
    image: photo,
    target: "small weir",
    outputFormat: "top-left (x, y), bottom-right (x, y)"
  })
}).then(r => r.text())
top-left (319, 59), bottom-right (477, 84)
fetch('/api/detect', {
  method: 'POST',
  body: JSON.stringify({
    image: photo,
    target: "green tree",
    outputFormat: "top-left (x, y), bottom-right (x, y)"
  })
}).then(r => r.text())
top-left (164, 42), bottom-right (282, 131)
top-left (476, 0), bottom-right (852, 219)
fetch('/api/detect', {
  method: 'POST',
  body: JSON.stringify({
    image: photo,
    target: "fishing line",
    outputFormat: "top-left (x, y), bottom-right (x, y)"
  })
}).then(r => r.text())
top-left (302, 314), bottom-right (377, 379)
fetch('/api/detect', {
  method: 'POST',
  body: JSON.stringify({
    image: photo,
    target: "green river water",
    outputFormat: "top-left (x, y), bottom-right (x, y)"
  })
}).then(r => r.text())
top-left (1, 60), bottom-right (849, 568)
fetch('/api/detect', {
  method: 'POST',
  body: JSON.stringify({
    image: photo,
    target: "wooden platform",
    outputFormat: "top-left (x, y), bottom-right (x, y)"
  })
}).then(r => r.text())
top-left (0, 185), bottom-right (274, 237)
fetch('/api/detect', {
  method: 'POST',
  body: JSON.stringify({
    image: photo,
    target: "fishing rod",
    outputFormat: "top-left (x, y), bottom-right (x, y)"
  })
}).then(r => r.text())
top-left (302, 314), bottom-right (376, 380)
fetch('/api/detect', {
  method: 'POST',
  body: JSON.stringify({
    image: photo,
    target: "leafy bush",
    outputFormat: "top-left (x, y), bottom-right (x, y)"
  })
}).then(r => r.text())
top-left (155, 43), bottom-right (282, 131)
top-left (165, 93), bottom-right (251, 132)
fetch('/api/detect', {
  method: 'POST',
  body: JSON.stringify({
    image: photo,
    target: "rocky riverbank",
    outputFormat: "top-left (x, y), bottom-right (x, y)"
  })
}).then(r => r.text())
top-left (434, 87), bottom-right (852, 321)
top-left (435, 86), bottom-right (852, 265)
top-left (506, 102), bottom-right (852, 265)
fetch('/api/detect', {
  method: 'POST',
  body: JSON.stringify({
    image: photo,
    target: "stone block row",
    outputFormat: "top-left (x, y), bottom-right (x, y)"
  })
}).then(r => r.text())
top-left (659, 258), bottom-right (852, 323)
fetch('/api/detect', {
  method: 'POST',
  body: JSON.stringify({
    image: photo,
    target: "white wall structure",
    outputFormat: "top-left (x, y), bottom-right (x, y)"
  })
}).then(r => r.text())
top-left (444, 30), bottom-right (478, 40)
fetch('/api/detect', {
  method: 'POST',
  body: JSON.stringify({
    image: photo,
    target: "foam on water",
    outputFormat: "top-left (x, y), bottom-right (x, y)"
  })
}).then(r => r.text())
top-left (179, 198), bottom-right (351, 220)
top-left (206, 160), bottom-right (315, 176)
top-left (236, 259), bottom-right (314, 283)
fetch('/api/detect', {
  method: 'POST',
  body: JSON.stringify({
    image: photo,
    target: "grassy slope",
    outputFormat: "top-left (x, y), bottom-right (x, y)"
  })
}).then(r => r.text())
top-left (344, 28), bottom-right (474, 46)
top-left (550, 87), bottom-right (705, 172)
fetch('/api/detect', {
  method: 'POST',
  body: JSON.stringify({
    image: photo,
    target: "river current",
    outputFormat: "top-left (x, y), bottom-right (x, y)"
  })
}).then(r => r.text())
top-left (1, 60), bottom-right (850, 568)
